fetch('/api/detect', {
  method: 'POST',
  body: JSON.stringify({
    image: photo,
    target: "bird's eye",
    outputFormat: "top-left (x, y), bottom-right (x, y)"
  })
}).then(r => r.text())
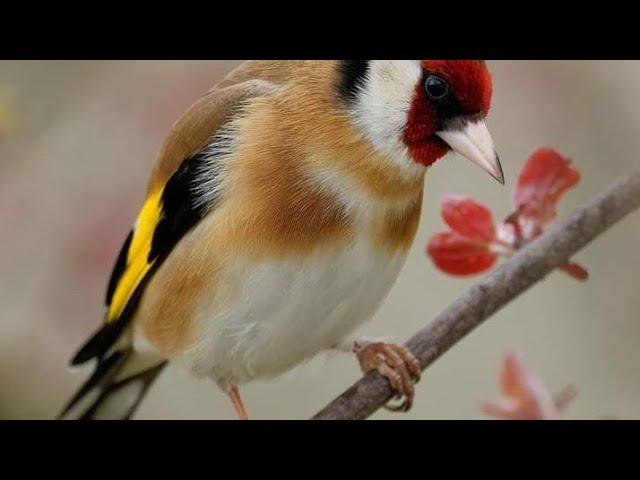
top-left (424, 75), bottom-right (449, 100)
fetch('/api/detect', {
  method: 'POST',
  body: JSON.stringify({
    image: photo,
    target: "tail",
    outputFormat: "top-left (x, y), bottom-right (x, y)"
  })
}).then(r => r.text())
top-left (58, 349), bottom-right (166, 420)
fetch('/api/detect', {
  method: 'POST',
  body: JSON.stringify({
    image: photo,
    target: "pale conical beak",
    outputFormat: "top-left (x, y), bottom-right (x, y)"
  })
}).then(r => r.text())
top-left (436, 119), bottom-right (504, 184)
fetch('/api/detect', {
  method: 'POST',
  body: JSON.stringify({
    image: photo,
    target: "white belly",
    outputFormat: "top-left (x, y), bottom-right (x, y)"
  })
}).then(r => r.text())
top-left (180, 236), bottom-right (409, 387)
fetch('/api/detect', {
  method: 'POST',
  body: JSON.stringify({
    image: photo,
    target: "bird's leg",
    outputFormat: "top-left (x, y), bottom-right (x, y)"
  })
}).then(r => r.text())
top-left (349, 338), bottom-right (422, 412)
top-left (227, 384), bottom-right (249, 420)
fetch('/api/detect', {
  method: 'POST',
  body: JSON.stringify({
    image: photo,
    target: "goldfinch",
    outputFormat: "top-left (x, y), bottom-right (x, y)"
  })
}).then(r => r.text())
top-left (60, 60), bottom-right (502, 420)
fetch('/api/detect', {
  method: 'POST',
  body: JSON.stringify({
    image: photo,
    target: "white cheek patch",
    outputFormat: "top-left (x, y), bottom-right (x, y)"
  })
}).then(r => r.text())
top-left (350, 60), bottom-right (424, 176)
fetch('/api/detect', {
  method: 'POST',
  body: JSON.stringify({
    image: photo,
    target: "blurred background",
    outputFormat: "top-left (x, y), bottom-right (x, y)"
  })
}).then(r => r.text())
top-left (1, 60), bottom-right (639, 419)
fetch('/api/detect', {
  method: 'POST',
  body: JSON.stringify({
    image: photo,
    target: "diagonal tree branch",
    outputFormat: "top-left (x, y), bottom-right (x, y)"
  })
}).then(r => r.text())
top-left (313, 165), bottom-right (640, 420)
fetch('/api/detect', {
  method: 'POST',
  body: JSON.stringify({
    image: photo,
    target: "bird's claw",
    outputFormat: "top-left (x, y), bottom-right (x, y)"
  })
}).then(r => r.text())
top-left (354, 341), bottom-right (421, 413)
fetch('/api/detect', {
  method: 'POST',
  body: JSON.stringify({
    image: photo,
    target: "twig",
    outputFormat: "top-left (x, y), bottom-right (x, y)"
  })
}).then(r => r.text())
top-left (312, 165), bottom-right (640, 420)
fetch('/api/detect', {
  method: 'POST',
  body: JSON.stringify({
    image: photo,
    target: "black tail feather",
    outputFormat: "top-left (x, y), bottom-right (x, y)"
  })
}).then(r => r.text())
top-left (59, 350), bottom-right (165, 420)
top-left (79, 363), bottom-right (165, 420)
top-left (70, 323), bottom-right (127, 366)
top-left (59, 350), bottom-right (127, 418)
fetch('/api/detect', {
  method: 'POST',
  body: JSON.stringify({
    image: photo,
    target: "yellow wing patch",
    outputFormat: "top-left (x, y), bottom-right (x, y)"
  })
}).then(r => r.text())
top-left (107, 189), bottom-right (163, 322)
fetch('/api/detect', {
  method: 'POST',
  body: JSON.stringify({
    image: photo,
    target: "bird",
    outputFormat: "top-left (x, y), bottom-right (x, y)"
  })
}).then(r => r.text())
top-left (59, 60), bottom-right (502, 420)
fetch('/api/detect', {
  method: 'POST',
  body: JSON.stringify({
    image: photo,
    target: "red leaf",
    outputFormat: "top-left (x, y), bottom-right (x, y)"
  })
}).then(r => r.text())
top-left (559, 262), bottom-right (589, 281)
top-left (482, 350), bottom-right (570, 420)
top-left (441, 195), bottom-right (496, 242)
top-left (426, 232), bottom-right (496, 276)
top-left (513, 148), bottom-right (580, 226)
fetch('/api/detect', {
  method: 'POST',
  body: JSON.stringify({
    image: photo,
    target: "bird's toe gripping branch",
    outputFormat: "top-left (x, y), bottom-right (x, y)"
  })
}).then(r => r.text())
top-left (353, 341), bottom-right (421, 412)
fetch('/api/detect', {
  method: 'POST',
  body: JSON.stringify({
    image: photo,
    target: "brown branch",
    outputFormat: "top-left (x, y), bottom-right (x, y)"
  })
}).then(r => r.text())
top-left (312, 165), bottom-right (640, 420)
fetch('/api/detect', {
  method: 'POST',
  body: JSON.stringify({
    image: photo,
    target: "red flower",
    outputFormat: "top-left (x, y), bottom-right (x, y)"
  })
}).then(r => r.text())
top-left (513, 148), bottom-right (581, 241)
top-left (441, 195), bottom-right (496, 242)
top-left (427, 196), bottom-right (498, 276)
top-left (427, 148), bottom-right (587, 280)
top-left (513, 148), bottom-right (581, 225)
top-left (482, 350), bottom-right (576, 420)
top-left (427, 232), bottom-right (496, 276)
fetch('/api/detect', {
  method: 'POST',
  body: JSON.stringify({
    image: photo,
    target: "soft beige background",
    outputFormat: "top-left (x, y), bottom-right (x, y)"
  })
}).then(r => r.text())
top-left (1, 61), bottom-right (639, 419)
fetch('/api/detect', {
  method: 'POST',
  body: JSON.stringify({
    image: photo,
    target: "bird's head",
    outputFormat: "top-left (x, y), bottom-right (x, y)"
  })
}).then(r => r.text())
top-left (341, 60), bottom-right (503, 184)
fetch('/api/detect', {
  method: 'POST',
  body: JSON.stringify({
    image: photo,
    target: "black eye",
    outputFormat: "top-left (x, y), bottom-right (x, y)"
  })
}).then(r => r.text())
top-left (424, 75), bottom-right (449, 100)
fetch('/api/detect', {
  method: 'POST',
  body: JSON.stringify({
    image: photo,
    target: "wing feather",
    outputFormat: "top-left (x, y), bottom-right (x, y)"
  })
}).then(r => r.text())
top-left (107, 189), bottom-right (163, 321)
top-left (71, 76), bottom-right (279, 365)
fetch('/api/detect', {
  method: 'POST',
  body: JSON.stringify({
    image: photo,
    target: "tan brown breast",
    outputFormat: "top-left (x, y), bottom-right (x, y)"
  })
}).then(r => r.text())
top-left (136, 61), bottom-right (427, 356)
